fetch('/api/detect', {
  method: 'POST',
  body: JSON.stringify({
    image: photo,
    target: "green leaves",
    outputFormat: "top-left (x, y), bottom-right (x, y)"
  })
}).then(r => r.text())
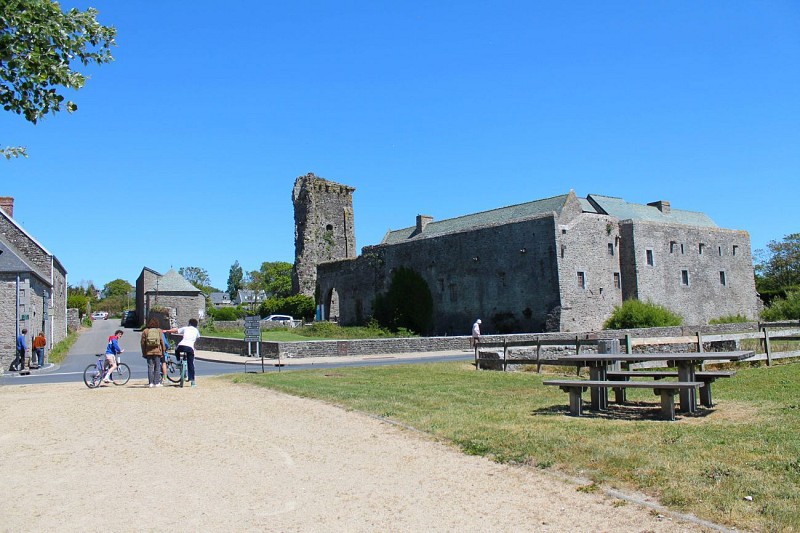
top-left (1, 0), bottom-right (115, 126)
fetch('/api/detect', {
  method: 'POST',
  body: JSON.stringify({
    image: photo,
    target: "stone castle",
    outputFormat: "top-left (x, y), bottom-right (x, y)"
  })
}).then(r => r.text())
top-left (293, 174), bottom-right (760, 335)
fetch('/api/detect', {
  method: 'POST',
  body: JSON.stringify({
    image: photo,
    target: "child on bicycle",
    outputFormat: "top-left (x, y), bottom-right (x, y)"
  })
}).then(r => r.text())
top-left (104, 330), bottom-right (125, 383)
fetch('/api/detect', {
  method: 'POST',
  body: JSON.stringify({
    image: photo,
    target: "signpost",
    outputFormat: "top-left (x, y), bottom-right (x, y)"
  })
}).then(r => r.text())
top-left (244, 316), bottom-right (262, 370)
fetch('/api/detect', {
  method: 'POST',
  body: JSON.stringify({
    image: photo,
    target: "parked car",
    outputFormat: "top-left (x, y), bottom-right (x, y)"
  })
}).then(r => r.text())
top-left (121, 310), bottom-right (137, 327)
top-left (260, 314), bottom-right (295, 327)
top-left (91, 311), bottom-right (108, 321)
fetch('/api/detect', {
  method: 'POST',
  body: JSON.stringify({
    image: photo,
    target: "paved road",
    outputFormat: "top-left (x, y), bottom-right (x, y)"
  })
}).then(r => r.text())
top-left (1, 320), bottom-right (473, 386)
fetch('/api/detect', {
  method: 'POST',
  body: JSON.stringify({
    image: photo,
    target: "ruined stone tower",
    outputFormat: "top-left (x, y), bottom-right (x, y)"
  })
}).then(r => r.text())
top-left (292, 173), bottom-right (356, 299)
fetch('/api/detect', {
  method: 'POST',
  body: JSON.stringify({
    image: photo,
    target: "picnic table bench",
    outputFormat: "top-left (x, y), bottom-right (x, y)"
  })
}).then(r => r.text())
top-left (606, 370), bottom-right (736, 407)
top-left (543, 379), bottom-right (705, 421)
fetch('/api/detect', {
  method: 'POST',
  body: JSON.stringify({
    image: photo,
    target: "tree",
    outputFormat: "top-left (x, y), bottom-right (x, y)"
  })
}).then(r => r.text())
top-left (1, 1), bottom-right (116, 158)
top-left (247, 261), bottom-right (293, 298)
top-left (755, 233), bottom-right (800, 294)
top-left (227, 260), bottom-right (243, 298)
top-left (103, 278), bottom-right (132, 298)
top-left (179, 266), bottom-right (211, 291)
top-left (373, 267), bottom-right (433, 334)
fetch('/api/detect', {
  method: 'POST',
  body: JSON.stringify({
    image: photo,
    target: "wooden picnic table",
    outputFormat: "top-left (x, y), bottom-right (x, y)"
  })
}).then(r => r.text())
top-left (555, 351), bottom-right (754, 413)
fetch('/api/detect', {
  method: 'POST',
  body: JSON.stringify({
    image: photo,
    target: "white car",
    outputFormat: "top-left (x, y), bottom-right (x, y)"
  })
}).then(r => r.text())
top-left (260, 314), bottom-right (295, 327)
top-left (91, 311), bottom-right (108, 320)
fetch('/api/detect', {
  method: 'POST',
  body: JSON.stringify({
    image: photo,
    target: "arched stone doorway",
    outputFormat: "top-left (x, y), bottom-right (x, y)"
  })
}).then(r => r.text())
top-left (324, 287), bottom-right (340, 322)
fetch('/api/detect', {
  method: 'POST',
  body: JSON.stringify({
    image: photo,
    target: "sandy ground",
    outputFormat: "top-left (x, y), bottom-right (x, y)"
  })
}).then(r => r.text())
top-left (0, 378), bottom-right (716, 532)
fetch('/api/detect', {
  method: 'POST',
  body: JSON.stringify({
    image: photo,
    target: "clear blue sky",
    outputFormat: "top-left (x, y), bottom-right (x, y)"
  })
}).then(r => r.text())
top-left (3, 1), bottom-right (798, 292)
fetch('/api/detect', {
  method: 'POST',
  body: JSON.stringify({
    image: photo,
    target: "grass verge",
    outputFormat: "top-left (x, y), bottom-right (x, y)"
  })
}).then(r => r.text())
top-left (225, 360), bottom-right (800, 532)
top-left (48, 329), bottom-right (81, 364)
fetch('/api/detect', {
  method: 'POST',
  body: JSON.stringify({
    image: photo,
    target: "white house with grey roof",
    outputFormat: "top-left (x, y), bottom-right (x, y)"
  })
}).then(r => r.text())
top-left (135, 267), bottom-right (205, 328)
top-left (315, 190), bottom-right (760, 334)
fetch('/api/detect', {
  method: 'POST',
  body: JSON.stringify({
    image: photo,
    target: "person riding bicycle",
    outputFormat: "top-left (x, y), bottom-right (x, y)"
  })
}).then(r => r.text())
top-left (104, 330), bottom-right (125, 383)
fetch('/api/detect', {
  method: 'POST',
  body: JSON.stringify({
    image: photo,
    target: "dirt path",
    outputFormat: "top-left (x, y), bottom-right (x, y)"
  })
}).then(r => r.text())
top-left (0, 378), bottom-right (713, 532)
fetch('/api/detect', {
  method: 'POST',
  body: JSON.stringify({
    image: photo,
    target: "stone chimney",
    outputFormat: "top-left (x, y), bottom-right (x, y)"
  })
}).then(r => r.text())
top-left (416, 214), bottom-right (433, 234)
top-left (647, 200), bottom-right (670, 215)
top-left (0, 197), bottom-right (13, 218)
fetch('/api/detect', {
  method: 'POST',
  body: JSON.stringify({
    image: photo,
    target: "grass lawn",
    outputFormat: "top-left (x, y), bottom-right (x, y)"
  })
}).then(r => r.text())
top-left (226, 360), bottom-right (800, 532)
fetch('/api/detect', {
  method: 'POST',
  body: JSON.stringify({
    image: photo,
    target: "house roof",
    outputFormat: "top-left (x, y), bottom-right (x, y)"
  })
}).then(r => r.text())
top-left (379, 191), bottom-right (719, 246)
top-left (586, 194), bottom-right (718, 227)
top-left (0, 202), bottom-right (66, 277)
top-left (381, 194), bottom-right (571, 245)
top-left (146, 269), bottom-right (201, 293)
top-left (0, 236), bottom-right (50, 284)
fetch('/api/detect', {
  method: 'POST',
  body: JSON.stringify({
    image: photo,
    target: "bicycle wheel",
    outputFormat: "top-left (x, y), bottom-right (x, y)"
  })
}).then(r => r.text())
top-left (110, 363), bottom-right (131, 386)
top-left (83, 364), bottom-right (101, 389)
top-left (179, 361), bottom-right (186, 388)
top-left (166, 359), bottom-right (181, 383)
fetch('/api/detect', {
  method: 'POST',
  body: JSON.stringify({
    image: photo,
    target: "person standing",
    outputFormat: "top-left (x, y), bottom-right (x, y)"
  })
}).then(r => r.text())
top-left (140, 318), bottom-right (165, 388)
top-left (12, 328), bottom-right (27, 371)
top-left (164, 318), bottom-right (200, 387)
top-left (470, 319), bottom-right (482, 348)
top-left (32, 331), bottom-right (46, 369)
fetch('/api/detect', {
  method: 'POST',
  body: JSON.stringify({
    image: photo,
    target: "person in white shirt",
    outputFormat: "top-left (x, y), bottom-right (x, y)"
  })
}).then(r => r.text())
top-left (164, 318), bottom-right (201, 387)
top-left (470, 319), bottom-right (482, 348)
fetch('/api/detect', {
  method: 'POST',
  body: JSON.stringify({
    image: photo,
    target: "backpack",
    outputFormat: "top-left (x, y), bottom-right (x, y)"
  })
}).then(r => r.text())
top-left (144, 328), bottom-right (162, 352)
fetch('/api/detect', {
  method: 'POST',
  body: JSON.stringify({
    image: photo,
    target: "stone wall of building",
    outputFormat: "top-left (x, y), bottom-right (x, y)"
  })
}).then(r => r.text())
top-left (292, 174), bottom-right (356, 299)
top-left (319, 213), bottom-right (564, 335)
top-left (67, 308), bottom-right (80, 332)
top-left (144, 293), bottom-right (205, 328)
top-left (555, 208), bottom-right (622, 332)
top-left (0, 274), bottom-right (20, 371)
top-left (620, 221), bottom-right (760, 324)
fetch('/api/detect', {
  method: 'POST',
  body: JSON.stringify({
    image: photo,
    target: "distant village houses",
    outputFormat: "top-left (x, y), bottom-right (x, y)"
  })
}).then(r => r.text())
top-left (135, 267), bottom-right (204, 328)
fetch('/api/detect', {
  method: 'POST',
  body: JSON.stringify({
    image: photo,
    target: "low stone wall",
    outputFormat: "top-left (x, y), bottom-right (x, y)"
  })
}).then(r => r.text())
top-left (185, 322), bottom-right (765, 360)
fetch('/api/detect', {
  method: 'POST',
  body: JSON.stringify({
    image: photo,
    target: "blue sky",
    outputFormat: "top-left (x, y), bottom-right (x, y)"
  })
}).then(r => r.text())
top-left (3, 1), bottom-right (798, 291)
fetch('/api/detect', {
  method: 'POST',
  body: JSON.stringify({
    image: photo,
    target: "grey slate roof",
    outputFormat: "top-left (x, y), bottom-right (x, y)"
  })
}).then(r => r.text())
top-left (0, 235), bottom-right (49, 283)
top-left (146, 269), bottom-right (201, 293)
top-left (381, 194), bottom-right (571, 245)
top-left (587, 194), bottom-right (718, 227)
top-left (380, 192), bottom-right (718, 245)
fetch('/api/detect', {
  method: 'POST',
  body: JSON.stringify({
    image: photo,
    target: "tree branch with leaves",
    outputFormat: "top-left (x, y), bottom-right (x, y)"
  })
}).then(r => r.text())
top-left (1, 0), bottom-right (116, 158)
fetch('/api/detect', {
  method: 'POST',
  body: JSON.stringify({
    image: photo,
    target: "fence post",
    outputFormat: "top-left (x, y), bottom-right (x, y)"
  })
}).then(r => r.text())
top-left (697, 331), bottom-right (705, 370)
top-left (535, 336), bottom-right (542, 373)
top-left (763, 328), bottom-right (772, 366)
top-left (624, 334), bottom-right (632, 354)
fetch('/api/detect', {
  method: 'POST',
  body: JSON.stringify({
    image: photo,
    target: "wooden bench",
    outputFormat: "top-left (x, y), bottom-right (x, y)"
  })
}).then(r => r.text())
top-left (606, 370), bottom-right (735, 407)
top-left (543, 380), bottom-right (705, 421)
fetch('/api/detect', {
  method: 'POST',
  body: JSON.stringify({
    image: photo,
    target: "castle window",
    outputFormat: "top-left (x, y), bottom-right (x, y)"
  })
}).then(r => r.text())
top-left (613, 272), bottom-right (621, 289)
top-left (681, 270), bottom-right (689, 286)
top-left (577, 272), bottom-right (586, 289)
top-left (449, 284), bottom-right (458, 302)
top-left (561, 244), bottom-right (566, 258)
top-left (733, 245), bottom-right (739, 256)
top-left (646, 249), bottom-right (654, 266)
top-left (670, 241), bottom-right (677, 253)
top-left (680, 243), bottom-right (684, 254)
top-left (699, 243), bottom-right (705, 255)
top-left (607, 243), bottom-right (614, 256)
top-left (326, 224), bottom-right (333, 231)
top-left (719, 246), bottom-right (723, 256)
top-left (719, 271), bottom-right (727, 286)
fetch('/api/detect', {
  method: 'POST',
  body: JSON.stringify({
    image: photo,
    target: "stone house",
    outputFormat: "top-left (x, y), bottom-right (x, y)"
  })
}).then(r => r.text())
top-left (209, 292), bottom-right (233, 308)
top-left (1, 197), bottom-right (67, 371)
top-left (234, 289), bottom-right (267, 307)
top-left (135, 267), bottom-right (205, 328)
top-left (314, 190), bottom-right (760, 335)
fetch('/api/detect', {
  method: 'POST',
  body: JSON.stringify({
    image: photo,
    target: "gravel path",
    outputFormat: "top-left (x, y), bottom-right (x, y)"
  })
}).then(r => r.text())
top-left (0, 378), bottom-right (713, 532)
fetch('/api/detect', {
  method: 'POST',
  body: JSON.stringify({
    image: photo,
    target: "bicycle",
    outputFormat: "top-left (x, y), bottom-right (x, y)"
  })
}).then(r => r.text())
top-left (83, 354), bottom-right (131, 388)
top-left (164, 350), bottom-right (188, 387)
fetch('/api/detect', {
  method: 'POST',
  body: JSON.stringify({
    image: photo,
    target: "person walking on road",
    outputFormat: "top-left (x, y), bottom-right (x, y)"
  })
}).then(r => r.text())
top-left (141, 318), bottom-right (165, 388)
top-left (470, 319), bottom-right (482, 348)
top-left (12, 328), bottom-right (27, 371)
top-left (32, 331), bottom-right (46, 369)
top-left (164, 318), bottom-right (200, 387)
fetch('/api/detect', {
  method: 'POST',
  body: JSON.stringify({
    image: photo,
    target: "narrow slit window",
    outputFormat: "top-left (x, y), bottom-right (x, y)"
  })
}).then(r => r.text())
top-left (699, 243), bottom-right (705, 255)
top-left (577, 272), bottom-right (586, 289)
top-left (733, 245), bottom-right (739, 256)
top-left (613, 272), bottom-right (621, 289)
top-left (670, 241), bottom-right (677, 253)
top-left (608, 243), bottom-right (614, 256)
top-left (681, 270), bottom-right (689, 286)
top-left (720, 271), bottom-right (727, 286)
top-left (646, 249), bottom-right (654, 266)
